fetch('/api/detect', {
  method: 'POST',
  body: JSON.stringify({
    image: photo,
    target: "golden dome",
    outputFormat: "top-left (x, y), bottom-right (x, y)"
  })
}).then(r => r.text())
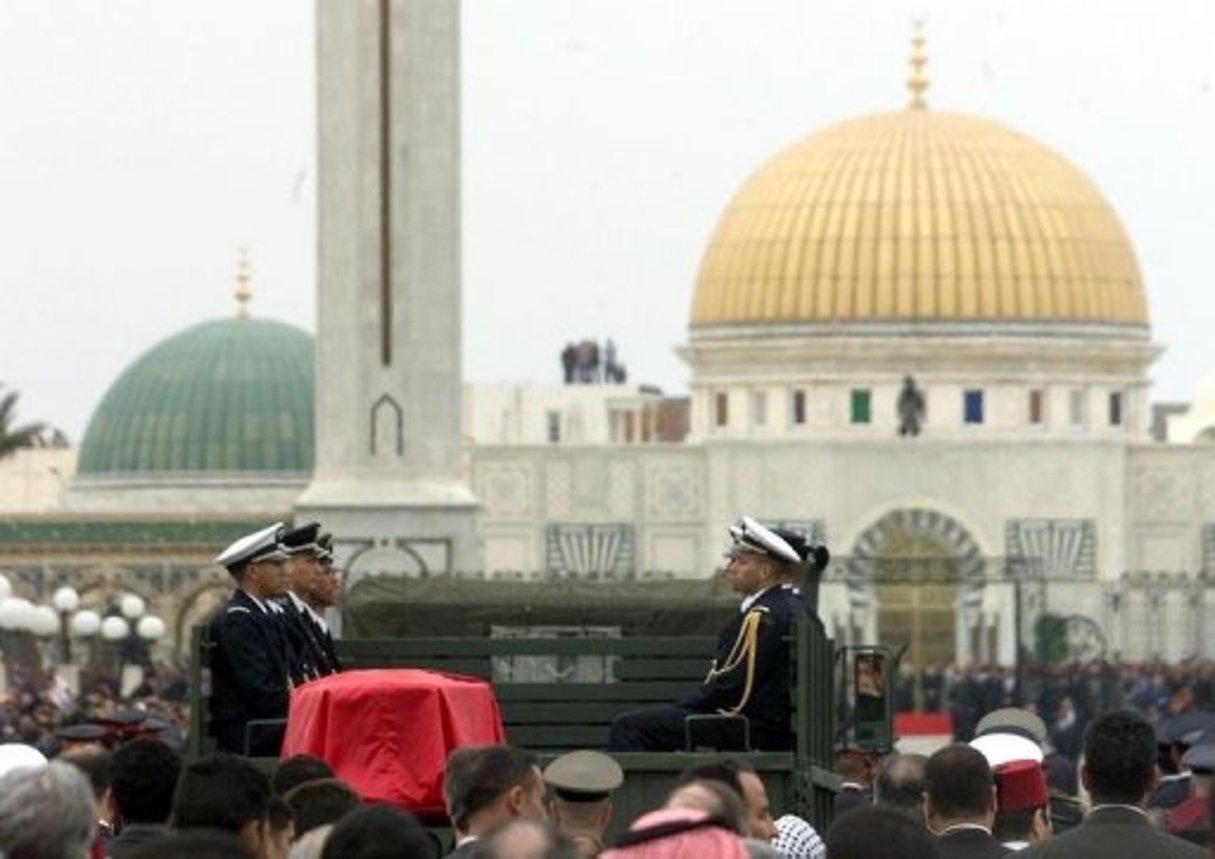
top-left (690, 110), bottom-right (1147, 329)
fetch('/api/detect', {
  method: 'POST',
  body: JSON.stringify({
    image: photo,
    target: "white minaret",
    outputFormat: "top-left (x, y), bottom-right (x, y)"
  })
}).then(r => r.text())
top-left (298, 0), bottom-right (480, 581)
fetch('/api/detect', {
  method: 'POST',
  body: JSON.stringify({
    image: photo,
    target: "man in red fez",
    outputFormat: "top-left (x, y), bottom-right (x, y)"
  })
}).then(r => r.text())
top-left (992, 759), bottom-right (1051, 850)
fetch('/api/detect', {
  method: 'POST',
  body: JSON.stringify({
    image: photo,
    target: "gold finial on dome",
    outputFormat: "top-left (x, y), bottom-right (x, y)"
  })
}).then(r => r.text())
top-left (234, 247), bottom-right (252, 318)
top-left (907, 20), bottom-right (930, 110)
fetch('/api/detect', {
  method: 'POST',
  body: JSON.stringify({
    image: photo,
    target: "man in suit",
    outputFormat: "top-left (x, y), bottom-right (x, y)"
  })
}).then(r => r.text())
top-left (1018, 710), bottom-right (1205, 858)
top-left (874, 753), bottom-right (927, 824)
top-left (833, 750), bottom-right (875, 818)
top-left (607, 516), bottom-right (824, 752)
top-left (171, 754), bottom-right (275, 857)
top-left (826, 806), bottom-right (939, 859)
top-left (924, 744), bottom-right (1009, 858)
top-left (443, 745), bottom-right (548, 857)
top-left (106, 739), bottom-right (182, 858)
top-left (208, 523), bottom-right (295, 756)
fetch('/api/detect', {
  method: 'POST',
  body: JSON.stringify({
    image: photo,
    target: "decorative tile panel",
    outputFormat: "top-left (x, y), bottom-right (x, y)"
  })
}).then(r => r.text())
top-left (1005, 519), bottom-right (1096, 578)
top-left (476, 462), bottom-right (535, 520)
top-left (1133, 464), bottom-right (1195, 520)
top-left (545, 523), bottom-right (635, 578)
top-left (644, 463), bottom-right (704, 520)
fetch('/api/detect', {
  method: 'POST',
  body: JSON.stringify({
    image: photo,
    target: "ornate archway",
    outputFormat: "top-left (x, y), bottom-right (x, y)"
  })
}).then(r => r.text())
top-left (847, 508), bottom-right (986, 670)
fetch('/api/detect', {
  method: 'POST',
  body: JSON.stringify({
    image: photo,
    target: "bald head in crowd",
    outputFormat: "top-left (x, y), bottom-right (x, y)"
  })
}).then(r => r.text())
top-left (874, 753), bottom-right (927, 822)
top-left (675, 758), bottom-right (778, 840)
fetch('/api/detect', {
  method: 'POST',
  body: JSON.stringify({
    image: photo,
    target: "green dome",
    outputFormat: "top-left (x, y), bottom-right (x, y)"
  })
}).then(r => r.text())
top-left (78, 317), bottom-right (315, 475)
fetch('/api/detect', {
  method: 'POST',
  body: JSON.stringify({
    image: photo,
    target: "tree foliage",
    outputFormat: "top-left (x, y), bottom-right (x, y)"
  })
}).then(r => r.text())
top-left (0, 384), bottom-right (58, 460)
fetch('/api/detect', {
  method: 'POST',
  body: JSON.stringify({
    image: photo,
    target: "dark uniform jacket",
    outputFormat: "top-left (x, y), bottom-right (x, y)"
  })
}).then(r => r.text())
top-left (277, 594), bottom-right (328, 681)
top-left (208, 589), bottom-right (293, 756)
top-left (289, 595), bottom-right (342, 675)
top-left (312, 614), bottom-right (342, 674)
top-left (679, 585), bottom-right (802, 748)
top-left (834, 785), bottom-right (872, 818)
top-left (1016, 805), bottom-right (1206, 858)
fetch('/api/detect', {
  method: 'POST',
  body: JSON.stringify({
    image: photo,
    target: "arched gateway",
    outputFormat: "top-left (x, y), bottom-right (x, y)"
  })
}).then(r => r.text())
top-left (846, 508), bottom-right (986, 671)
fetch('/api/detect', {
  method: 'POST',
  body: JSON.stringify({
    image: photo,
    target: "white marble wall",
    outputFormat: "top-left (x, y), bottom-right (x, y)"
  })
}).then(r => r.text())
top-left (468, 432), bottom-right (1215, 661)
top-left (305, 0), bottom-right (465, 492)
top-left (299, 0), bottom-right (479, 572)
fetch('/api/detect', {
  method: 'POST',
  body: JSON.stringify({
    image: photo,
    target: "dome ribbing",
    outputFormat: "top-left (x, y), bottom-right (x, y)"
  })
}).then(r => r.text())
top-left (78, 318), bottom-right (314, 475)
top-left (690, 110), bottom-right (1147, 330)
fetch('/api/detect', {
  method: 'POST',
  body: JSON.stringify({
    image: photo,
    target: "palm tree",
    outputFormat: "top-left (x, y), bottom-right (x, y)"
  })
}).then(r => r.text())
top-left (0, 385), bottom-right (47, 461)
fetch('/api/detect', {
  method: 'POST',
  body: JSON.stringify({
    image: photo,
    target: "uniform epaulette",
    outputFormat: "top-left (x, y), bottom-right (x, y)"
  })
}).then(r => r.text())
top-left (747, 604), bottom-right (771, 614)
top-left (226, 606), bottom-right (252, 615)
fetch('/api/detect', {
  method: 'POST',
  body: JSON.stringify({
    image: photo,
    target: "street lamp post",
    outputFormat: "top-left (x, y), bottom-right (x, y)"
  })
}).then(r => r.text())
top-left (0, 592), bottom-right (59, 690)
top-left (100, 615), bottom-right (131, 694)
top-left (0, 582), bottom-right (163, 698)
top-left (0, 594), bottom-right (30, 691)
top-left (27, 605), bottom-right (61, 684)
top-left (52, 586), bottom-right (81, 664)
top-left (66, 608), bottom-right (101, 694)
top-left (101, 595), bottom-right (165, 699)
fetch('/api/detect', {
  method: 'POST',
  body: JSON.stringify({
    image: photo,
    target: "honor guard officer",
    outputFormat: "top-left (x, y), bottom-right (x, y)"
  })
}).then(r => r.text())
top-left (208, 523), bottom-right (295, 756)
top-left (608, 516), bottom-right (820, 752)
top-left (279, 525), bottom-right (342, 674)
top-left (311, 531), bottom-right (343, 672)
top-left (279, 521), bottom-right (339, 678)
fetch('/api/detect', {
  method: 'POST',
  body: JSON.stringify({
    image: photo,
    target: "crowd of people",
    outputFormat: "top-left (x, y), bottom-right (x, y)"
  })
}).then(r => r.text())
top-left (3, 705), bottom-right (1215, 858)
top-left (825, 704), bottom-right (1215, 857)
top-left (0, 667), bottom-right (188, 758)
top-left (7, 511), bottom-right (1215, 857)
top-left (0, 734), bottom-right (828, 859)
top-left (892, 658), bottom-right (1215, 754)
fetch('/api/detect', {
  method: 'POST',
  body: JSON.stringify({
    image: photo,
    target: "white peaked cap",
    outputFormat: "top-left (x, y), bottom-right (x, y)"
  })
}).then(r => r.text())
top-left (970, 732), bottom-right (1045, 768)
top-left (214, 522), bottom-right (288, 569)
top-left (730, 515), bottom-right (802, 563)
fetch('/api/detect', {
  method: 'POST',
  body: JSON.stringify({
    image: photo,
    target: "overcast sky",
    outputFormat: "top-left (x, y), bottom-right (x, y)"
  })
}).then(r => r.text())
top-left (2, 1), bottom-right (1214, 439)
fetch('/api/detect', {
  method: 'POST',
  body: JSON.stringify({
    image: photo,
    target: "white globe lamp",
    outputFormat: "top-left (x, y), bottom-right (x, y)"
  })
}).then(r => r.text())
top-left (52, 587), bottom-right (80, 613)
top-left (71, 610), bottom-right (102, 638)
top-left (119, 595), bottom-right (146, 620)
top-left (27, 606), bottom-right (60, 638)
top-left (136, 615), bottom-right (165, 642)
top-left (100, 616), bottom-right (130, 642)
